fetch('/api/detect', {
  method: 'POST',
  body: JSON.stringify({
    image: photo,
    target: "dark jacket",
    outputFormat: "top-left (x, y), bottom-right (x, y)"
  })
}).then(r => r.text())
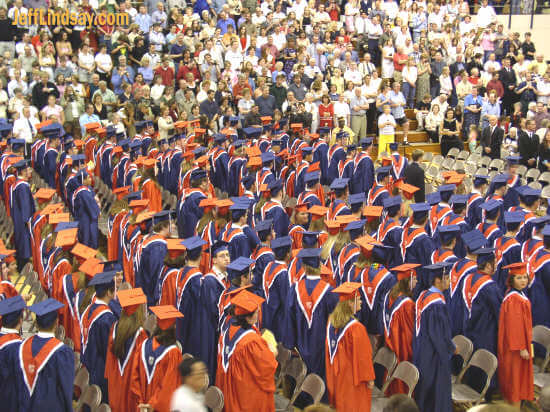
top-left (518, 130), bottom-right (539, 166)
top-left (404, 162), bottom-right (426, 203)
top-left (480, 125), bottom-right (504, 160)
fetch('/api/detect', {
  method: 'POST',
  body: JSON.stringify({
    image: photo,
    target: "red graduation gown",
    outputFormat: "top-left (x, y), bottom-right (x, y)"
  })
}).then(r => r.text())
top-left (130, 337), bottom-right (182, 412)
top-left (498, 290), bottom-right (534, 403)
top-left (105, 325), bottom-right (148, 412)
top-left (141, 179), bottom-right (162, 213)
top-left (107, 211), bottom-right (128, 261)
top-left (325, 319), bottom-right (375, 412)
top-left (216, 324), bottom-right (278, 412)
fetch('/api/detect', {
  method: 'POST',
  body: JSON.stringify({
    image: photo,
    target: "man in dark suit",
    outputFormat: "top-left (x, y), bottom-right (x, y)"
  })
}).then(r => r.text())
top-left (499, 57), bottom-right (517, 115)
top-left (404, 149), bottom-right (426, 203)
top-left (518, 119), bottom-right (539, 167)
top-left (450, 54), bottom-right (467, 80)
top-left (480, 115), bottom-right (504, 160)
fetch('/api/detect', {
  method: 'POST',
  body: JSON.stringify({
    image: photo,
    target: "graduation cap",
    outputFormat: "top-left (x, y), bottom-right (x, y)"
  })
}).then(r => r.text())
top-left (193, 146), bottom-right (207, 158)
top-left (0, 295), bottom-right (26, 326)
top-left (229, 116), bottom-right (240, 125)
top-left (426, 192), bottom-right (441, 205)
top-left (118, 288), bottom-right (147, 316)
top-left (301, 146), bottom-right (313, 156)
top-left (335, 131), bottom-right (347, 140)
top-left (255, 219), bottom-right (273, 236)
top-left (438, 184), bottom-right (456, 200)
top-left (190, 169), bottom-right (207, 182)
top-left (492, 173), bottom-right (509, 189)
top-left (461, 230), bottom-right (487, 253)
top-left (261, 151), bottom-right (275, 164)
top-left (354, 235), bottom-right (381, 257)
top-left (71, 154), bottom-right (86, 167)
top-left (13, 159), bottom-right (30, 171)
top-left (29, 298), bottom-right (64, 329)
top-left (71, 243), bottom-right (98, 261)
top-left (89, 271), bottom-right (116, 294)
top-left (503, 262), bottom-right (528, 276)
top-left (49, 212), bottom-right (70, 225)
top-left (362, 206), bottom-right (383, 222)
top-left (54, 221), bottom-right (79, 232)
top-left (304, 171), bottom-right (320, 185)
top-left (113, 186), bottom-right (131, 200)
top-left (371, 244), bottom-right (393, 263)
top-left (504, 211), bottom-right (525, 228)
top-left (473, 174), bottom-right (490, 187)
top-left (332, 282), bottom-right (362, 302)
top-left (135, 211), bottom-right (155, 224)
top-left (542, 225), bottom-right (550, 238)
top-left (179, 236), bottom-right (205, 260)
top-left (438, 224), bottom-right (461, 244)
top-left (227, 256), bottom-right (255, 281)
top-left (103, 260), bottom-right (123, 272)
top-left (78, 257), bottom-right (103, 278)
top-left (34, 188), bottom-right (56, 204)
top-left (149, 305), bottom-right (184, 330)
top-left (271, 236), bottom-right (292, 258)
top-left (84, 122), bottom-right (101, 133)
top-left (298, 248), bottom-right (322, 268)
top-left (480, 199), bottom-right (501, 219)
top-left (349, 193), bottom-right (366, 207)
top-left (231, 290), bottom-right (265, 316)
top-left (347, 144), bottom-right (357, 154)
top-left (410, 202), bottom-right (431, 217)
top-left (105, 125), bottom-right (117, 138)
top-left (375, 166), bottom-right (391, 180)
top-left (229, 201), bottom-right (250, 220)
top-left (344, 219), bottom-right (366, 240)
top-left (243, 127), bottom-right (262, 139)
top-left (152, 210), bottom-right (173, 226)
top-left (506, 155), bottom-right (521, 165)
top-left (55, 228), bottom-right (78, 248)
top-left (532, 215), bottom-right (550, 231)
top-left (211, 240), bottom-right (229, 257)
top-left (268, 179), bottom-right (284, 196)
top-left (0, 122), bottom-right (12, 137)
top-left (391, 263), bottom-right (421, 281)
top-left (308, 205), bottom-right (328, 221)
top-left (319, 126), bottom-right (331, 135)
top-left (134, 121), bottom-right (145, 131)
top-left (472, 247), bottom-right (495, 266)
top-left (301, 231), bottom-right (320, 248)
top-left (129, 199), bottom-right (149, 215)
top-left (424, 262), bottom-right (453, 283)
top-left (447, 174), bottom-right (465, 186)
top-left (398, 182), bottom-right (419, 200)
top-left (360, 137), bottom-right (374, 148)
top-left (516, 185), bottom-right (541, 205)
top-left (263, 124), bottom-right (273, 133)
top-left (383, 196), bottom-right (401, 212)
top-left (216, 199), bottom-right (234, 215)
top-left (330, 178), bottom-right (349, 194)
top-left (450, 194), bottom-right (468, 207)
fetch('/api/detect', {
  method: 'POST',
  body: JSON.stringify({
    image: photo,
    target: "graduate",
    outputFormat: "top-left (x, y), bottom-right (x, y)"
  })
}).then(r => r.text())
top-left (14, 298), bottom-right (74, 411)
top-left (466, 174), bottom-right (489, 229)
top-left (350, 138), bottom-right (374, 195)
top-left (261, 236), bottom-right (292, 342)
top-left (260, 179), bottom-right (290, 238)
top-left (337, 219), bottom-right (365, 284)
top-left (42, 130), bottom-right (61, 189)
top-left (327, 178), bottom-right (351, 219)
top-left (379, 196), bottom-right (404, 268)
top-left (283, 248), bottom-right (339, 378)
top-left (413, 263), bottom-right (455, 412)
top-left (10, 159), bottom-right (36, 271)
top-left (502, 155), bottom-right (522, 211)
top-left (498, 262), bottom-right (534, 408)
top-left (220, 200), bottom-right (253, 260)
top-left (485, 173), bottom-right (508, 231)
top-left (177, 236), bottom-right (206, 358)
top-left (326, 133), bottom-right (346, 184)
top-left (209, 133), bottom-right (230, 193)
top-left (157, 239), bottom-right (187, 306)
top-left (325, 282), bottom-right (375, 412)
top-left (107, 197), bottom-right (130, 261)
top-left (401, 203), bottom-right (435, 298)
top-left (383, 264), bottom-right (418, 396)
top-left (177, 169), bottom-right (208, 239)
top-left (337, 145), bottom-right (355, 181)
top-left (105, 288), bottom-right (148, 412)
top-left (73, 170), bottom-right (101, 249)
top-left (140, 160), bottom-right (163, 213)
top-left (0, 296), bottom-right (25, 412)
top-left (367, 166), bottom-right (391, 207)
top-left (130, 305), bottom-right (183, 412)
top-left (461, 247), bottom-right (503, 394)
top-left (81, 271), bottom-right (118, 403)
top-left (297, 170), bottom-right (324, 208)
top-left (389, 142), bottom-right (408, 180)
top-left (199, 241), bottom-right (230, 380)
top-left (522, 216), bottom-right (549, 263)
top-left (431, 224), bottom-right (460, 266)
top-left (250, 219), bottom-right (275, 296)
top-left (494, 211), bottom-right (523, 293)
top-left (135, 211), bottom-right (170, 306)
top-left (216, 289), bottom-right (278, 412)
top-left (527, 225), bottom-right (550, 331)
top-left (438, 195), bottom-right (469, 258)
top-left (477, 199), bottom-right (504, 247)
top-left (512, 186), bottom-right (540, 243)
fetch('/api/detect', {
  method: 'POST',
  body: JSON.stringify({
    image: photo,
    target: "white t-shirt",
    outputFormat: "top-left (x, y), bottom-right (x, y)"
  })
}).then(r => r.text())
top-left (333, 101), bottom-right (351, 123)
top-left (170, 386), bottom-right (207, 412)
top-left (95, 53), bottom-right (113, 74)
top-left (378, 113), bottom-right (396, 135)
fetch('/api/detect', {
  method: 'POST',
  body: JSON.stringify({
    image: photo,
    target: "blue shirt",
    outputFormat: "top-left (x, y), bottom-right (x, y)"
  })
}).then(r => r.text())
top-left (464, 94), bottom-right (483, 114)
top-left (134, 13), bottom-right (152, 33)
top-left (389, 90), bottom-right (406, 119)
top-left (216, 18), bottom-right (236, 35)
top-left (79, 113), bottom-right (101, 136)
top-left (481, 100), bottom-right (501, 129)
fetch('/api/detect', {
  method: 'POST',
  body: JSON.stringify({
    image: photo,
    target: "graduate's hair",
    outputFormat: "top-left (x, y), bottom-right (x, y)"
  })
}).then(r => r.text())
top-left (441, 237), bottom-right (456, 248)
top-left (2, 312), bottom-right (22, 329)
top-left (153, 220), bottom-right (170, 233)
top-left (366, 218), bottom-right (380, 234)
top-left (112, 305), bottom-right (145, 360)
top-left (152, 324), bottom-right (177, 346)
top-left (229, 311), bottom-right (255, 330)
top-left (477, 258), bottom-right (495, 272)
top-left (320, 234), bottom-right (338, 261)
top-left (164, 254), bottom-right (186, 268)
top-left (332, 231), bottom-right (350, 256)
top-left (355, 253), bottom-right (372, 269)
top-left (309, 218), bottom-right (325, 233)
top-left (190, 176), bottom-right (207, 188)
top-left (506, 222), bottom-right (521, 233)
top-left (181, 158), bottom-right (194, 175)
top-left (381, 393), bottom-right (419, 412)
top-left (79, 285), bottom-right (95, 315)
top-left (303, 264), bottom-right (321, 277)
top-left (412, 214), bottom-right (428, 226)
top-left (96, 284), bottom-right (115, 299)
top-left (452, 204), bottom-right (466, 215)
top-left (329, 300), bottom-right (354, 330)
top-left (110, 199), bottom-right (129, 215)
top-left (389, 277), bottom-right (412, 300)
top-left (196, 209), bottom-right (214, 236)
top-left (254, 196), bottom-right (267, 216)
top-left (179, 357), bottom-right (203, 379)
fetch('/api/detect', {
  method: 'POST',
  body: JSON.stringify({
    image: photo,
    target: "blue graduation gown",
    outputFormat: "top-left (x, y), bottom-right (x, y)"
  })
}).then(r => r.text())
top-left (402, 226), bottom-right (435, 298)
top-left (43, 147), bottom-right (58, 188)
top-left (528, 249), bottom-right (550, 329)
top-left (168, 151), bottom-right (183, 194)
top-left (476, 221), bottom-right (503, 248)
top-left (210, 147), bottom-right (230, 193)
top-left (0, 331), bottom-right (22, 412)
top-left (81, 302), bottom-right (117, 402)
top-left (350, 152), bottom-right (374, 195)
top-left (228, 157), bottom-right (246, 197)
top-left (337, 244), bottom-right (360, 284)
top-left (377, 218), bottom-right (404, 268)
top-left (15, 334), bottom-right (74, 412)
top-left (220, 223), bottom-right (252, 261)
top-left (449, 258), bottom-right (477, 337)
top-left (73, 186), bottom-right (100, 249)
top-left (283, 276), bottom-right (338, 378)
top-left (176, 266), bottom-right (203, 358)
top-left (36, 143), bottom-right (47, 179)
top-left (251, 244), bottom-right (275, 297)
top-left (466, 192), bottom-right (484, 229)
top-left (262, 201), bottom-right (290, 238)
top-left (503, 174), bottom-right (521, 211)
top-left (177, 189), bottom-right (207, 238)
top-left (327, 145), bottom-right (346, 183)
top-left (494, 236), bottom-right (521, 293)
top-left (199, 272), bottom-right (227, 380)
top-left (261, 261), bottom-right (290, 342)
top-left (135, 235), bottom-right (168, 306)
top-left (11, 179), bottom-right (36, 260)
top-left (313, 140), bottom-right (329, 185)
top-left (327, 199), bottom-right (351, 220)
top-left (116, 156), bottom-right (129, 188)
top-left (413, 288), bottom-right (455, 412)
top-left (100, 146), bottom-right (114, 188)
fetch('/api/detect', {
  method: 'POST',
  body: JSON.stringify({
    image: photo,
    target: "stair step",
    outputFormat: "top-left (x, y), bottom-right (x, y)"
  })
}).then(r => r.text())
top-left (396, 120), bottom-right (418, 130)
top-left (405, 108), bottom-right (416, 120)
top-left (395, 131), bottom-right (428, 144)
top-left (404, 142), bottom-right (441, 156)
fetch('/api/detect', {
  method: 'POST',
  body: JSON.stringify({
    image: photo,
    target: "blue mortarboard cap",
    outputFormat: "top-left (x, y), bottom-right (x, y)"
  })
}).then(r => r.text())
top-left (271, 139), bottom-right (282, 147)
top-left (426, 192), bottom-right (441, 205)
top-left (243, 127), bottom-right (262, 138)
top-left (263, 124), bottom-right (273, 133)
top-left (330, 178), bottom-right (349, 191)
top-left (71, 154), bottom-right (86, 164)
top-left (504, 211), bottom-right (525, 225)
top-left (29, 298), bottom-right (64, 328)
top-left (230, 201), bottom-right (249, 220)
top-left (229, 116), bottom-right (240, 124)
top-left (438, 224), bottom-right (461, 244)
top-left (319, 126), bottom-right (330, 135)
top-left (301, 147), bottom-right (313, 155)
top-left (233, 140), bottom-right (245, 148)
top-left (376, 166), bottom-right (391, 178)
top-left (389, 142), bottom-right (399, 151)
top-left (242, 174), bottom-right (255, 189)
top-left (492, 174), bottom-right (509, 188)
top-left (261, 151), bottom-right (275, 163)
top-left (410, 202), bottom-right (431, 215)
top-left (89, 271), bottom-right (116, 294)
top-left (424, 262), bottom-right (453, 282)
top-left (542, 225), bottom-right (550, 237)
top-left (125, 191), bottom-right (142, 202)
top-left (190, 169), bottom-right (207, 181)
top-left (345, 219), bottom-right (366, 232)
top-left (271, 236), bottom-right (292, 254)
top-left (480, 199), bottom-right (500, 213)
top-left (302, 231), bottom-right (320, 248)
top-left (473, 174), bottom-right (490, 187)
top-left (506, 155), bottom-right (521, 165)
top-left (152, 210), bottom-right (172, 225)
top-left (278, 118), bottom-right (288, 127)
top-left (193, 146), bottom-right (207, 157)
top-left (383, 196), bottom-right (401, 210)
top-left (211, 240), bottom-right (229, 256)
top-left (533, 215), bottom-right (550, 230)
top-left (516, 185), bottom-right (541, 204)
top-left (268, 179), bottom-right (284, 195)
top-left (473, 247), bottom-right (496, 265)
top-left (158, 138), bottom-right (168, 146)
top-left (438, 184), bottom-right (456, 194)
top-left (336, 131), bottom-right (347, 139)
top-left (135, 120), bottom-right (145, 130)
top-left (461, 229), bottom-right (487, 253)
top-left (118, 139), bottom-right (130, 148)
top-left (372, 244), bottom-right (393, 263)
top-left (130, 141), bottom-right (142, 151)
top-left (10, 139), bottom-right (25, 150)
top-left (54, 221), bottom-right (79, 232)
top-left (347, 144), bottom-right (357, 153)
top-left (298, 248), bottom-right (322, 268)
top-left (181, 236), bottom-right (207, 251)
top-left (13, 159), bottom-right (31, 170)
top-left (103, 260), bottom-right (122, 272)
top-left (0, 122), bottom-right (13, 136)
top-left (349, 193), bottom-right (366, 205)
top-left (0, 295), bottom-right (25, 325)
top-left (255, 219), bottom-right (273, 234)
top-left (213, 133), bottom-right (226, 143)
top-left (105, 125), bottom-right (116, 137)
top-left (360, 137), bottom-right (374, 148)
top-left (304, 171), bottom-right (320, 184)
top-left (227, 256), bottom-right (255, 280)
top-left (450, 194), bottom-right (469, 206)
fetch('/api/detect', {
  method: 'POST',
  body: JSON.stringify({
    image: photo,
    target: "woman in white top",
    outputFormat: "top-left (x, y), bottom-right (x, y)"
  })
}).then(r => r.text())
top-left (39, 42), bottom-right (56, 81)
top-left (94, 44), bottom-right (113, 81)
top-left (345, 0), bottom-right (360, 33)
top-left (158, 106), bottom-right (174, 140)
top-left (424, 103), bottom-right (444, 143)
top-left (78, 43), bottom-right (95, 83)
top-left (402, 58), bottom-right (418, 109)
top-left (378, 104), bottom-right (396, 157)
top-left (439, 66), bottom-right (453, 96)
top-left (151, 75), bottom-right (166, 104)
top-left (381, 38), bottom-right (395, 80)
top-left (305, 93), bottom-right (319, 134)
top-left (537, 73), bottom-right (550, 105)
top-left (237, 88), bottom-right (254, 115)
top-left (333, 94), bottom-right (351, 126)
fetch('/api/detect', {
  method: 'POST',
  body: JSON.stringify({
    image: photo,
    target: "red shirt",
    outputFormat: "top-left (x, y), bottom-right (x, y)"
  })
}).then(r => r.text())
top-left (393, 53), bottom-right (407, 71)
top-left (154, 66), bottom-right (175, 86)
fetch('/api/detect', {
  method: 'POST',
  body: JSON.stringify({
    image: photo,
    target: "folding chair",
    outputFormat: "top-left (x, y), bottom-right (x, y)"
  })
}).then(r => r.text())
top-left (488, 159), bottom-right (503, 172)
top-left (276, 345), bottom-right (292, 387)
top-left (75, 384), bottom-right (102, 412)
top-left (465, 163), bottom-right (477, 177)
top-left (204, 386), bottom-right (224, 412)
top-left (452, 335), bottom-right (474, 382)
top-left (372, 347), bottom-right (397, 398)
top-left (479, 156), bottom-right (491, 168)
top-left (422, 151), bottom-right (433, 163)
top-left (533, 325), bottom-right (550, 387)
top-left (476, 167), bottom-right (489, 176)
top-left (447, 148), bottom-right (460, 159)
top-left (526, 168), bottom-right (541, 183)
top-left (451, 349), bottom-right (498, 406)
top-left (529, 181), bottom-right (543, 190)
top-left (516, 165), bottom-right (528, 177)
top-left (457, 150), bottom-right (469, 161)
top-left (473, 146), bottom-right (483, 154)
top-left (381, 361), bottom-right (420, 397)
top-left (74, 367), bottom-right (89, 400)
top-left (543, 185), bottom-right (550, 199)
top-left (453, 160), bottom-right (465, 172)
top-left (95, 404), bottom-right (111, 412)
top-left (291, 373), bottom-right (326, 409)
top-left (282, 358), bottom-right (307, 400)
top-left (441, 157), bottom-right (455, 170)
top-left (431, 155), bottom-right (444, 167)
top-left (539, 172), bottom-right (550, 187)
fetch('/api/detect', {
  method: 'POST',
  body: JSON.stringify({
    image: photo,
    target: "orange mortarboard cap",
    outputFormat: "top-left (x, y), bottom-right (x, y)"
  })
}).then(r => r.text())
top-left (295, 203), bottom-right (309, 213)
top-left (143, 159), bottom-right (156, 169)
top-left (118, 288), bottom-right (147, 316)
top-left (71, 243), bottom-right (98, 261)
top-left (307, 162), bottom-right (320, 172)
top-left (398, 182), bottom-right (420, 200)
top-left (231, 290), bottom-right (265, 316)
top-left (199, 197), bottom-right (218, 209)
top-left (112, 146), bottom-right (123, 155)
top-left (308, 133), bottom-right (320, 140)
top-left (391, 263), bottom-right (421, 280)
top-left (79, 257), bottom-right (103, 277)
top-left (260, 116), bottom-right (273, 125)
top-left (354, 235), bottom-right (381, 257)
top-left (381, 157), bottom-right (393, 167)
top-left (7, 156), bottom-right (23, 166)
top-left (96, 127), bottom-right (107, 135)
top-left (194, 128), bottom-right (206, 136)
top-left (113, 186), bottom-right (131, 200)
top-left (174, 121), bottom-right (187, 129)
top-left (335, 214), bottom-right (357, 224)
top-left (196, 156), bottom-right (208, 168)
top-left (362, 206), bottom-right (383, 221)
top-left (34, 188), bottom-right (56, 203)
top-left (216, 198), bottom-right (234, 215)
top-left (0, 141), bottom-right (6, 148)
top-left (291, 123), bottom-right (303, 130)
top-left (74, 139), bottom-right (84, 148)
top-left (149, 305), bottom-right (184, 330)
top-left (41, 203), bottom-right (64, 215)
top-left (442, 171), bottom-right (457, 180)
top-left (247, 157), bottom-right (261, 168)
top-left (136, 211), bottom-right (155, 224)
top-left (49, 212), bottom-right (70, 225)
top-left (245, 146), bottom-right (262, 157)
top-left (129, 199), bottom-right (149, 214)
top-left (36, 120), bottom-right (53, 131)
top-left (55, 228), bottom-right (78, 248)
top-left (308, 205), bottom-right (328, 220)
top-left (182, 151), bottom-right (195, 159)
top-left (332, 281), bottom-right (362, 302)
top-left (166, 238), bottom-right (186, 259)
top-left (324, 219), bottom-right (341, 234)
top-left (503, 262), bottom-right (529, 276)
top-left (447, 174), bottom-right (465, 185)
top-left (85, 122), bottom-right (102, 132)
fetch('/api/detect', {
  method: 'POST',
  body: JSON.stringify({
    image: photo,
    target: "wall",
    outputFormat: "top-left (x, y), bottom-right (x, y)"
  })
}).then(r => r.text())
top-left (494, 14), bottom-right (550, 58)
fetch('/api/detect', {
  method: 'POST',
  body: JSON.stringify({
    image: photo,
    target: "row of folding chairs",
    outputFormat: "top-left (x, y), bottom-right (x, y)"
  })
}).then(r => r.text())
top-left (73, 367), bottom-right (110, 412)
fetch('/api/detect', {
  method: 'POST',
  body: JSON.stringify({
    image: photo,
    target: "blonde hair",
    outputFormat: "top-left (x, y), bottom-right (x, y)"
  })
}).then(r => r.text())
top-left (329, 300), bottom-right (354, 329)
top-left (112, 305), bottom-right (145, 360)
